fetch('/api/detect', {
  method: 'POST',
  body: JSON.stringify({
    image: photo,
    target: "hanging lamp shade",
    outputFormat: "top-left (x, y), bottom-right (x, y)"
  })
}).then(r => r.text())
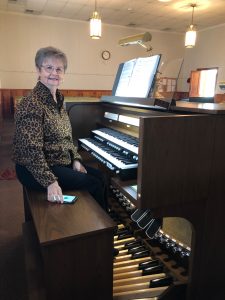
top-left (185, 24), bottom-right (197, 48)
top-left (185, 4), bottom-right (197, 48)
top-left (90, 1), bottom-right (101, 39)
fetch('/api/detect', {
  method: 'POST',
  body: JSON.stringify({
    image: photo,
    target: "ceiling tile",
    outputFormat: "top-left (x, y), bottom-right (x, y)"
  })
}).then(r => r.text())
top-left (0, 0), bottom-right (224, 33)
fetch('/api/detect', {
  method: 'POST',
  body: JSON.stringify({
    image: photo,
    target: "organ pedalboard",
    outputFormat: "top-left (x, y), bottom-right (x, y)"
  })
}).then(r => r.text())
top-left (109, 183), bottom-right (190, 299)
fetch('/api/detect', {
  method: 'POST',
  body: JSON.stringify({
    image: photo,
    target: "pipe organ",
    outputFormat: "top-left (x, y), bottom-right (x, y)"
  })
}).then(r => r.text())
top-left (67, 96), bottom-right (225, 300)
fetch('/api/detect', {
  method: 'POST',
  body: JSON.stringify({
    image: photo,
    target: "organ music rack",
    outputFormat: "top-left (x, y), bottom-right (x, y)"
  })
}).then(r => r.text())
top-left (68, 96), bottom-right (225, 300)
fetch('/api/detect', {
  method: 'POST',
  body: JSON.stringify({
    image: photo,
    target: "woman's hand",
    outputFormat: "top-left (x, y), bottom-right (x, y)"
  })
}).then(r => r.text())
top-left (47, 181), bottom-right (63, 203)
top-left (73, 160), bottom-right (87, 173)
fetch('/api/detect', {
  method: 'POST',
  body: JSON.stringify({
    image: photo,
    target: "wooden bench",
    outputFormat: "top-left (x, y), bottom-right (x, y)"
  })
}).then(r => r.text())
top-left (22, 187), bottom-right (116, 300)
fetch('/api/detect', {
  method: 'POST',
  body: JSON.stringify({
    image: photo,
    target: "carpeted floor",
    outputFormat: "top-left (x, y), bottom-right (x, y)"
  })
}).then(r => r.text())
top-left (0, 119), bottom-right (28, 300)
top-left (0, 168), bottom-right (17, 180)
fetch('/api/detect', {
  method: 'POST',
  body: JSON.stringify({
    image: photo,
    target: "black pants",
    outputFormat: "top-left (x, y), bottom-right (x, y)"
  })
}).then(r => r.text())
top-left (16, 164), bottom-right (108, 211)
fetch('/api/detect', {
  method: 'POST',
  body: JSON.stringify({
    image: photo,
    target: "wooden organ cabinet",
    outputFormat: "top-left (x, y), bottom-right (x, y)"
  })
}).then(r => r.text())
top-left (67, 97), bottom-right (225, 300)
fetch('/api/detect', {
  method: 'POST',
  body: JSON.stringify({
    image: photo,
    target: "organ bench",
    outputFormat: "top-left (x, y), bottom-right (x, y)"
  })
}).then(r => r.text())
top-left (22, 187), bottom-right (116, 300)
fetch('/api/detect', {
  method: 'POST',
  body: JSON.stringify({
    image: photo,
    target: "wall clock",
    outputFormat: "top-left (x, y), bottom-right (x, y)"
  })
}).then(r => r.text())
top-left (101, 50), bottom-right (111, 60)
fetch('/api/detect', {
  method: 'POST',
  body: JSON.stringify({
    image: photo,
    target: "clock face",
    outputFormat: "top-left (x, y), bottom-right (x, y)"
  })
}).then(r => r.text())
top-left (102, 50), bottom-right (111, 60)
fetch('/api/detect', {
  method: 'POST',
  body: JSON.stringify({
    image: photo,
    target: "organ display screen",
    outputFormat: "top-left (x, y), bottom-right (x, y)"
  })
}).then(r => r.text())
top-left (112, 54), bottom-right (161, 98)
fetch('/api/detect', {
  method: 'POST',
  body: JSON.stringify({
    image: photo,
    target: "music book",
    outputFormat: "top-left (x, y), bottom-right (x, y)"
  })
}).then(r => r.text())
top-left (114, 55), bottom-right (161, 98)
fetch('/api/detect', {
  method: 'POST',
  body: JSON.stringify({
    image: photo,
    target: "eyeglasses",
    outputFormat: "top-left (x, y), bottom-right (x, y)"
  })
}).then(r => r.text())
top-left (41, 65), bottom-right (64, 74)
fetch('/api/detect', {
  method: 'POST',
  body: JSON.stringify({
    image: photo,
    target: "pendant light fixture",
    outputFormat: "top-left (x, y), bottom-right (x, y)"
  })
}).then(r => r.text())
top-left (185, 3), bottom-right (197, 48)
top-left (90, 0), bottom-right (101, 39)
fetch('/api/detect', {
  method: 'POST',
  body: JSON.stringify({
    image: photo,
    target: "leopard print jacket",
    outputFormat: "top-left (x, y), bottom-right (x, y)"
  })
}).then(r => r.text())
top-left (12, 81), bottom-right (81, 188)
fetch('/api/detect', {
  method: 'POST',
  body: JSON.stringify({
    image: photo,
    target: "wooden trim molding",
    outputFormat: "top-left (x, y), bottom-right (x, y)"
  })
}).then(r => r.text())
top-left (0, 88), bottom-right (112, 118)
top-left (0, 88), bottom-right (225, 118)
top-left (174, 92), bottom-right (225, 103)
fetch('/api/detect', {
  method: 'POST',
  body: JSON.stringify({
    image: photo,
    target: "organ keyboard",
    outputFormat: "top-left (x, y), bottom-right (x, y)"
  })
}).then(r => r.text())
top-left (92, 128), bottom-right (139, 154)
top-left (68, 96), bottom-right (225, 299)
top-left (79, 127), bottom-right (138, 179)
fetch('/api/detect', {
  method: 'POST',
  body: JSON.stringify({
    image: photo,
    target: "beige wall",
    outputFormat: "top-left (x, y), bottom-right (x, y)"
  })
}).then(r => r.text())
top-left (2, 12), bottom-right (224, 93)
top-left (0, 12), bottom-right (184, 90)
top-left (179, 23), bottom-right (225, 93)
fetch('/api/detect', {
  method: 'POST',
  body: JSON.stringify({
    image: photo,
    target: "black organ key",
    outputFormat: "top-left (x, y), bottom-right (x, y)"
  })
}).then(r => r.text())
top-left (96, 128), bottom-right (139, 148)
top-left (127, 245), bottom-right (147, 254)
top-left (142, 264), bottom-right (164, 276)
top-left (124, 240), bottom-right (142, 249)
top-left (138, 259), bottom-right (161, 270)
top-left (132, 250), bottom-right (150, 259)
top-left (116, 228), bottom-right (130, 235)
top-left (79, 132), bottom-right (138, 180)
top-left (93, 128), bottom-right (139, 154)
top-left (149, 276), bottom-right (173, 288)
top-left (117, 232), bottom-right (133, 240)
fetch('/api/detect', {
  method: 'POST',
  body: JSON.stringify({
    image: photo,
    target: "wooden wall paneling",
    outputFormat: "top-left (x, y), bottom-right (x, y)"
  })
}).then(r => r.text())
top-left (214, 93), bottom-right (225, 103)
top-left (63, 90), bottom-right (111, 98)
top-left (0, 90), bottom-right (2, 121)
top-left (173, 92), bottom-right (189, 100)
top-left (0, 88), bottom-right (224, 118)
top-left (2, 89), bottom-right (14, 118)
top-left (0, 89), bottom-right (112, 118)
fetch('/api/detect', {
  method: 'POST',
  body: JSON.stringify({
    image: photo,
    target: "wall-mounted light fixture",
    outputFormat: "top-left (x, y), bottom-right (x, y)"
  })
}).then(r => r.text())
top-left (90, 0), bottom-right (101, 39)
top-left (118, 32), bottom-right (152, 51)
top-left (185, 3), bottom-right (197, 48)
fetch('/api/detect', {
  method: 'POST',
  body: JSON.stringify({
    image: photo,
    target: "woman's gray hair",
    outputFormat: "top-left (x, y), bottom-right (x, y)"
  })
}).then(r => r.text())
top-left (35, 46), bottom-right (68, 71)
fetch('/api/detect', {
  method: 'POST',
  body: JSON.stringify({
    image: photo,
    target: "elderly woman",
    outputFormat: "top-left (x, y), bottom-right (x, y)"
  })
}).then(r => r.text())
top-left (13, 46), bottom-right (108, 210)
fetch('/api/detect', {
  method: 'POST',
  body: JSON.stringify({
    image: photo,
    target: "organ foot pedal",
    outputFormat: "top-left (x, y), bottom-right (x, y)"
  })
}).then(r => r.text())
top-left (109, 191), bottom-right (189, 300)
top-left (113, 225), bottom-right (176, 300)
top-left (131, 209), bottom-right (162, 238)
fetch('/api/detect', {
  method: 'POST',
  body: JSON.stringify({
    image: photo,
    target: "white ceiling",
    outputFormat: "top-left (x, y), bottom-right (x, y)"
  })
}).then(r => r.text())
top-left (0, 0), bottom-right (225, 33)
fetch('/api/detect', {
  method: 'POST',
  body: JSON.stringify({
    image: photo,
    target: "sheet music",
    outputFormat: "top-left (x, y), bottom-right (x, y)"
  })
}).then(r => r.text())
top-left (115, 55), bottom-right (160, 98)
top-left (114, 59), bottom-right (136, 96)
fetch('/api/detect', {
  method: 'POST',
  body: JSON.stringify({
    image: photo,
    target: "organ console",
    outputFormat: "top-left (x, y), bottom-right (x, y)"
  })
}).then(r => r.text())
top-left (67, 96), bottom-right (225, 299)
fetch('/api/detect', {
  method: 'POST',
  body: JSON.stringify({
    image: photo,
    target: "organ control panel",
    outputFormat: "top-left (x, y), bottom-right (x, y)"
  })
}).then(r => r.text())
top-left (68, 96), bottom-right (225, 300)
